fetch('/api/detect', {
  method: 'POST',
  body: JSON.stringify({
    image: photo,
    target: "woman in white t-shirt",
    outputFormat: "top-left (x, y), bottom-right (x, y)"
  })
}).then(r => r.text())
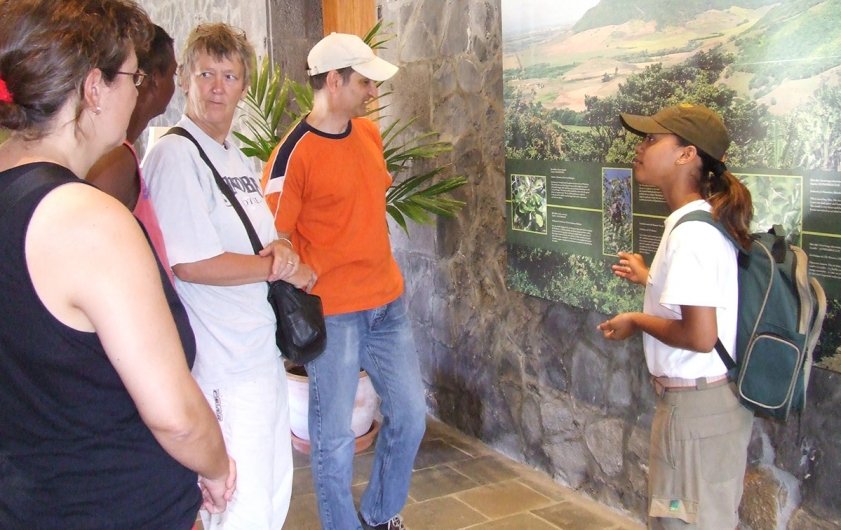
top-left (598, 104), bottom-right (754, 529)
top-left (143, 23), bottom-right (316, 530)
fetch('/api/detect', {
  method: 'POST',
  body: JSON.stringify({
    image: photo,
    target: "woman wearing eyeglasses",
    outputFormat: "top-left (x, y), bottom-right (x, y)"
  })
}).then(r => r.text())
top-left (0, 1), bottom-right (234, 528)
top-left (142, 23), bottom-right (314, 530)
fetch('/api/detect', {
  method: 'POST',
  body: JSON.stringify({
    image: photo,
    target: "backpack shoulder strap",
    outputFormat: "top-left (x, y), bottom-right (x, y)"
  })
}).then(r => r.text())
top-left (672, 208), bottom-right (739, 371)
top-left (673, 209), bottom-right (745, 251)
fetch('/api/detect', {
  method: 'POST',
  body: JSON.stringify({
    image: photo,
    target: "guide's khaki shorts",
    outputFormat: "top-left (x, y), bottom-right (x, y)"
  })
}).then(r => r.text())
top-left (648, 381), bottom-right (754, 529)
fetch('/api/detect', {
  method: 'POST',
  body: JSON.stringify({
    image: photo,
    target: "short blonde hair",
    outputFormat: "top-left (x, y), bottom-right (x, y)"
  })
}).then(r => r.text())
top-left (180, 23), bottom-right (254, 87)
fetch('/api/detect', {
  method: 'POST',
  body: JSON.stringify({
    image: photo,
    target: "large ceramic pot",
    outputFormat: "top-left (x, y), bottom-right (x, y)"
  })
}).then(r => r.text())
top-left (286, 364), bottom-right (380, 454)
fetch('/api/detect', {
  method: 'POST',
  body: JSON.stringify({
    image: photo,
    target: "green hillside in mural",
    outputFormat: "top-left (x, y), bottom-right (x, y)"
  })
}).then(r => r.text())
top-left (504, 0), bottom-right (841, 171)
top-left (504, 0), bottom-right (841, 119)
top-left (573, 0), bottom-right (778, 32)
top-left (732, 0), bottom-right (841, 95)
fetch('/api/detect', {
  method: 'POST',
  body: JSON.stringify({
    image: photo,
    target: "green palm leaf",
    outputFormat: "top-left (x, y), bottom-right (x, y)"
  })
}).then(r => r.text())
top-left (236, 21), bottom-right (468, 234)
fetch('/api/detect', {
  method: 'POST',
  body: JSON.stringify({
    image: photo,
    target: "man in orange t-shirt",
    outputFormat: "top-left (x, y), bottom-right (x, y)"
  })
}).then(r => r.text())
top-left (262, 33), bottom-right (426, 530)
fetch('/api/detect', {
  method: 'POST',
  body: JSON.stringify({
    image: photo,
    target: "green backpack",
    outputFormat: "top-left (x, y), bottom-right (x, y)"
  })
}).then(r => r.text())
top-left (675, 210), bottom-right (827, 421)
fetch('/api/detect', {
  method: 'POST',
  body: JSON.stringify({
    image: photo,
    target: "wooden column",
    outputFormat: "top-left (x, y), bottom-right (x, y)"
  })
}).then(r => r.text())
top-left (321, 0), bottom-right (376, 37)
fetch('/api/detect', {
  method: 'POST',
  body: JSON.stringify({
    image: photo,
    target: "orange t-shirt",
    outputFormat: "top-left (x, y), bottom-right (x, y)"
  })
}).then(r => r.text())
top-left (262, 117), bottom-right (403, 315)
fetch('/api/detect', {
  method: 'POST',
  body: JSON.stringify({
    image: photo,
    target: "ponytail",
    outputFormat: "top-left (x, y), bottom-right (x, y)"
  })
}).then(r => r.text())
top-left (698, 152), bottom-right (753, 249)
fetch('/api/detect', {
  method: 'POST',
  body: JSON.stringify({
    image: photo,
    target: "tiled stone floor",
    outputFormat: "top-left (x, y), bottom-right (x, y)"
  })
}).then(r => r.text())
top-left (282, 417), bottom-right (645, 530)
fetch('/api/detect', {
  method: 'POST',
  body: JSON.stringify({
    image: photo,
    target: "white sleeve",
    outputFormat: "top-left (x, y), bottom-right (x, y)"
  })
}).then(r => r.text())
top-left (659, 222), bottom-right (736, 310)
top-left (142, 136), bottom-right (225, 266)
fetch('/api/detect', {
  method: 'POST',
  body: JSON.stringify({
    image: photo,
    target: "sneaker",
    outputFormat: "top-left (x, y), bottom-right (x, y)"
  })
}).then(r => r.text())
top-left (358, 512), bottom-right (407, 530)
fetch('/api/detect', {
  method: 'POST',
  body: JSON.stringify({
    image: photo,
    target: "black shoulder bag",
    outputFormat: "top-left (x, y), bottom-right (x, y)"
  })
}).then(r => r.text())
top-left (164, 127), bottom-right (326, 365)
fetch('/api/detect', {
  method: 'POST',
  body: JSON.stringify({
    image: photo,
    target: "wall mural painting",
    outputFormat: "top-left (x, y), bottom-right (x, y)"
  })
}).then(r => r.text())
top-left (503, 0), bottom-right (841, 371)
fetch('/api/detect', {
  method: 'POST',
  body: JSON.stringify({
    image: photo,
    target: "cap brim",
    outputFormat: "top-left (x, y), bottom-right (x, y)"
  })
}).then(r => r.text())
top-left (351, 56), bottom-right (398, 82)
top-left (620, 113), bottom-right (672, 137)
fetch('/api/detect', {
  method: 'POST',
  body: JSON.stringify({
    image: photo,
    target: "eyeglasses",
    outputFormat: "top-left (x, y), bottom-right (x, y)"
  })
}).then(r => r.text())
top-left (115, 70), bottom-right (147, 87)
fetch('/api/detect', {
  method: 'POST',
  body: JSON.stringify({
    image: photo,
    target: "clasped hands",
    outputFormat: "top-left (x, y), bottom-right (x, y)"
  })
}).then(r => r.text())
top-left (259, 239), bottom-right (317, 292)
top-left (198, 456), bottom-right (237, 514)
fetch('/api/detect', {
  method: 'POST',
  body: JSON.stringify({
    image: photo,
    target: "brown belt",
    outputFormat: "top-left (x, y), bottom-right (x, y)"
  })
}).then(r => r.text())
top-left (651, 374), bottom-right (729, 397)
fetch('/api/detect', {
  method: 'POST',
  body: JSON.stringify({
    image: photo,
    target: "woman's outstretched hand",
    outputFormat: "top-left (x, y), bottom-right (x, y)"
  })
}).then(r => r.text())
top-left (597, 313), bottom-right (639, 341)
top-left (611, 251), bottom-right (648, 285)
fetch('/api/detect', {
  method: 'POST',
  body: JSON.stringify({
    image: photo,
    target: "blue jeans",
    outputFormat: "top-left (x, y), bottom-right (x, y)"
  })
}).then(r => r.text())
top-left (306, 296), bottom-right (427, 529)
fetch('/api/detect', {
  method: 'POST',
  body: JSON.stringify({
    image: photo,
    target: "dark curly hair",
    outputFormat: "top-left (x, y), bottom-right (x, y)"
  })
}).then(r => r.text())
top-left (140, 25), bottom-right (176, 77)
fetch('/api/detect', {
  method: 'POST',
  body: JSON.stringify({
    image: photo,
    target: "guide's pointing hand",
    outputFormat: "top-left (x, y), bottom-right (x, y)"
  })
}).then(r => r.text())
top-left (611, 251), bottom-right (649, 285)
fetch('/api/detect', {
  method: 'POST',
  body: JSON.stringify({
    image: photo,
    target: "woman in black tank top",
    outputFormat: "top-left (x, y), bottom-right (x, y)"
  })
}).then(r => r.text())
top-left (0, 1), bottom-right (235, 528)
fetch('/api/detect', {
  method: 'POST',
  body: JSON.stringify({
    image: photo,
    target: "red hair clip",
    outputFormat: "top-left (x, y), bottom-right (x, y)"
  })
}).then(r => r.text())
top-left (0, 77), bottom-right (14, 104)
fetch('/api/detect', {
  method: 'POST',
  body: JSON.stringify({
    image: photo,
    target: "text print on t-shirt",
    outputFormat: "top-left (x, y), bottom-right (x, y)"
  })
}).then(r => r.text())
top-left (222, 175), bottom-right (265, 207)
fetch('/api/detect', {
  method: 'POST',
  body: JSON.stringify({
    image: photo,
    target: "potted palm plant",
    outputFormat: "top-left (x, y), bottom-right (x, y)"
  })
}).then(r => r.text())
top-left (234, 22), bottom-right (467, 234)
top-left (235, 22), bottom-right (466, 453)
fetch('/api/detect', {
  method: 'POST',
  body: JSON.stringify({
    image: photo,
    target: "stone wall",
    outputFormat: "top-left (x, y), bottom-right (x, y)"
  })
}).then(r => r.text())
top-left (265, 0), bottom-right (324, 87)
top-left (375, 0), bottom-right (841, 527)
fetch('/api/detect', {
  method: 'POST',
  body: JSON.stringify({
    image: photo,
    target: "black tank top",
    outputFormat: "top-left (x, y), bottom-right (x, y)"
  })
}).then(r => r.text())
top-left (0, 163), bottom-right (201, 529)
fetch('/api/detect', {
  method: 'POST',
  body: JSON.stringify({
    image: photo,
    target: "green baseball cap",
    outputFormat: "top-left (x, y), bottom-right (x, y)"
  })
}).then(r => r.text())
top-left (619, 103), bottom-right (730, 162)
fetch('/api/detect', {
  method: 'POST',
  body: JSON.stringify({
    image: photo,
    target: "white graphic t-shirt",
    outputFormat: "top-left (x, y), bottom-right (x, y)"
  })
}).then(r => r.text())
top-left (143, 116), bottom-right (279, 385)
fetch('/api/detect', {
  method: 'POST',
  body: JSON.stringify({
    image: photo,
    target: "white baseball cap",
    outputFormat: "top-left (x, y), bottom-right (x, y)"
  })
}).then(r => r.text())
top-left (307, 32), bottom-right (398, 81)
